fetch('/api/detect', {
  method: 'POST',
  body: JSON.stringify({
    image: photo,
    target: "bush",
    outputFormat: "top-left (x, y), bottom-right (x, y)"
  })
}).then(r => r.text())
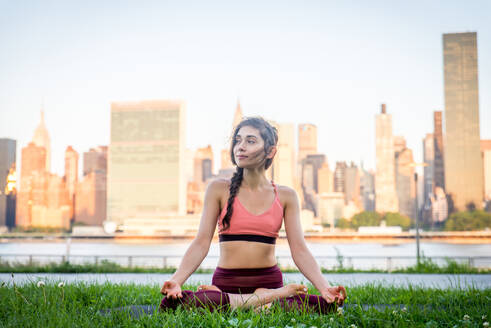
top-left (444, 210), bottom-right (491, 231)
top-left (335, 218), bottom-right (352, 229)
top-left (383, 212), bottom-right (412, 231)
top-left (351, 211), bottom-right (382, 228)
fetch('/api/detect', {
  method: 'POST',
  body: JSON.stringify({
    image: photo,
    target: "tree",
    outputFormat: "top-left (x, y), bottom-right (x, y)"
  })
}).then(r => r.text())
top-left (335, 218), bottom-right (352, 229)
top-left (383, 212), bottom-right (412, 231)
top-left (444, 210), bottom-right (491, 231)
top-left (351, 211), bottom-right (383, 229)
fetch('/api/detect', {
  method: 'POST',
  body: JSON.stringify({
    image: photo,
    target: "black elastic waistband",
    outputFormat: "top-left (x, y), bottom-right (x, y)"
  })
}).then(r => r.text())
top-left (219, 234), bottom-right (276, 244)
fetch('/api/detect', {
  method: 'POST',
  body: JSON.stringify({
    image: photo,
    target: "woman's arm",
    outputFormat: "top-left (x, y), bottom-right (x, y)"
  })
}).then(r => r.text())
top-left (283, 187), bottom-right (346, 305)
top-left (161, 179), bottom-right (223, 293)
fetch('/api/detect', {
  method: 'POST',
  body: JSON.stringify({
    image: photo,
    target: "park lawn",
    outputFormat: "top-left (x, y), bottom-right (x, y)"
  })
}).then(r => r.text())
top-left (0, 279), bottom-right (489, 328)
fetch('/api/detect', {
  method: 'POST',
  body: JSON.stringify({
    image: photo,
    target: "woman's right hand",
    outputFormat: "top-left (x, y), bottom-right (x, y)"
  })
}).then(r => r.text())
top-left (160, 280), bottom-right (183, 299)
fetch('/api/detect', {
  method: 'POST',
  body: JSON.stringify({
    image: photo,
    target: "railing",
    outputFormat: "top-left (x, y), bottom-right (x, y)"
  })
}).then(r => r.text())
top-left (1, 254), bottom-right (490, 271)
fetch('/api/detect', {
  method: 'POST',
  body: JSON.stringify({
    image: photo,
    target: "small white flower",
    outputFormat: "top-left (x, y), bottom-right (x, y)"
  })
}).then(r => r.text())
top-left (290, 318), bottom-right (296, 323)
top-left (350, 325), bottom-right (357, 328)
top-left (37, 281), bottom-right (45, 288)
top-left (330, 317), bottom-right (334, 322)
top-left (337, 307), bottom-right (343, 315)
top-left (392, 310), bottom-right (398, 315)
top-left (463, 314), bottom-right (470, 321)
top-left (483, 315), bottom-right (488, 320)
top-left (402, 307), bottom-right (407, 312)
top-left (483, 322), bottom-right (489, 328)
top-left (58, 282), bottom-right (65, 288)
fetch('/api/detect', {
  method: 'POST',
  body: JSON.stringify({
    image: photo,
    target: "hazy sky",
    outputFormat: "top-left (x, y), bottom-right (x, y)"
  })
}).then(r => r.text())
top-left (1, 0), bottom-right (490, 176)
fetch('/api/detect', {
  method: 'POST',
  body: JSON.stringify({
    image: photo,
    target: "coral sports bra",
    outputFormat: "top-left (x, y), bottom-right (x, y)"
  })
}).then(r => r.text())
top-left (217, 181), bottom-right (284, 244)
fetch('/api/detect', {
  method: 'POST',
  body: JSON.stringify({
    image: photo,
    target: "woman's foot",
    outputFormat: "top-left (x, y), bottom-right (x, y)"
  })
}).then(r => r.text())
top-left (196, 285), bottom-right (222, 292)
top-left (236, 284), bottom-right (307, 309)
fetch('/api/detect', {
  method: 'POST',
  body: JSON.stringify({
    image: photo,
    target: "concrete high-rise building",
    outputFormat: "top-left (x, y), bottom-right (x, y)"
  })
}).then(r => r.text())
top-left (32, 110), bottom-right (51, 172)
top-left (298, 124), bottom-right (317, 164)
top-left (107, 100), bottom-right (186, 226)
top-left (433, 111), bottom-right (445, 189)
top-left (481, 140), bottom-right (491, 201)
top-left (360, 168), bottom-right (375, 212)
top-left (0, 139), bottom-right (16, 228)
top-left (317, 192), bottom-right (344, 228)
top-left (318, 163), bottom-right (334, 194)
top-left (334, 162), bottom-right (347, 193)
top-left (65, 147), bottom-right (79, 192)
top-left (375, 104), bottom-right (399, 213)
top-left (65, 146), bottom-right (78, 215)
top-left (423, 133), bottom-right (435, 204)
top-left (443, 32), bottom-right (484, 210)
top-left (16, 142), bottom-right (46, 227)
top-left (272, 123), bottom-right (295, 188)
top-left (395, 141), bottom-right (416, 219)
top-left (194, 145), bottom-right (214, 183)
top-left (75, 170), bottom-right (106, 226)
top-left (345, 162), bottom-right (361, 207)
top-left (301, 154), bottom-right (325, 215)
top-left (83, 146), bottom-right (107, 176)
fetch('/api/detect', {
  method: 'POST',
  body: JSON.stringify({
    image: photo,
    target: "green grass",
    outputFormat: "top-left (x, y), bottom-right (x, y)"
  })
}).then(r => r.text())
top-left (0, 279), bottom-right (489, 328)
top-left (1, 257), bottom-right (489, 274)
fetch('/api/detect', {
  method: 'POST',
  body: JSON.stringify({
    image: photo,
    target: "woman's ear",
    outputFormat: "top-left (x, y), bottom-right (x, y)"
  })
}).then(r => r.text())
top-left (267, 145), bottom-right (277, 159)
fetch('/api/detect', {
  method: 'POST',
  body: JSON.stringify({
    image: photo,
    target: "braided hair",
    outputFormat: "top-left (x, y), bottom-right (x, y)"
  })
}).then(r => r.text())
top-left (221, 117), bottom-right (278, 231)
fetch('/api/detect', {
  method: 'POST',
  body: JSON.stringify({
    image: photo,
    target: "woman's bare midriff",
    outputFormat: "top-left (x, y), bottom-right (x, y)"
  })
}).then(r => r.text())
top-left (217, 241), bottom-right (277, 268)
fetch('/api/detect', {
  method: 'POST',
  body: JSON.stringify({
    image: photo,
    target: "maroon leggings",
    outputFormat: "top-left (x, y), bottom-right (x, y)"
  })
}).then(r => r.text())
top-left (160, 265), bottom-right (335, 314)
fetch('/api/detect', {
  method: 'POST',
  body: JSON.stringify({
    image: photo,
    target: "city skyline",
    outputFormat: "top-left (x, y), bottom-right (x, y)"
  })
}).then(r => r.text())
top-left (1, 1), bottom-right (490, 177)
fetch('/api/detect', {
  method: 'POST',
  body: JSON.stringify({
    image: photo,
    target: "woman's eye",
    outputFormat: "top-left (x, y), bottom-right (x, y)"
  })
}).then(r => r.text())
top-left (248, 140), bottom-right (255, 144)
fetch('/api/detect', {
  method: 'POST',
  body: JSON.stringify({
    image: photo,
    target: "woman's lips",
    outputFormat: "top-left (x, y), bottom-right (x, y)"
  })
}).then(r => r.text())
top-left (237, 155), bottom-right (248, 159)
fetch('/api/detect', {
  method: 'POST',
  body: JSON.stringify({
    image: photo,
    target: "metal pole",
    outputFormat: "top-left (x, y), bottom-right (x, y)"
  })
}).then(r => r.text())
top-left (415, 172), bottom-right (420, 265)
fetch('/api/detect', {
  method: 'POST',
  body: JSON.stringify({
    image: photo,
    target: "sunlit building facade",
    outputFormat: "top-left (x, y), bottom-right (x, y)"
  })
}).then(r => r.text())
top-left (482, 140), bottom-right (491, 201)
top-left (443, 32), bottom-right (484, 210)
top-left (0, 139), bottom-right (16, 228)
top-left (107, 100), bottom-right (186, 226)
top-left (375, 104), bottom-right (399, 213)
top-left (433, 111), bottom-right (445, 189)
top-left (272, 123), bottom-right (295, 188)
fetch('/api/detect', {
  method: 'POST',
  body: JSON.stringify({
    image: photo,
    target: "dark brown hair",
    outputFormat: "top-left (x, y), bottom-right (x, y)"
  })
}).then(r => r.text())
top-left (221, 117), bottom-right (278, 231)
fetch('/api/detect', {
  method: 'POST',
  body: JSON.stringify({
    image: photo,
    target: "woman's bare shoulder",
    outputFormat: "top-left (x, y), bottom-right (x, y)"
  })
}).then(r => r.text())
top-left (276, 184), bottom-right (298, 204)
top-left (207, 178), bottom-right (231, 197)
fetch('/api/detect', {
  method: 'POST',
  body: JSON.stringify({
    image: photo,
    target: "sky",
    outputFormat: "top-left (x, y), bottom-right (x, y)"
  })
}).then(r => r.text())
top-left (1, 0), bottom-right (490, 177)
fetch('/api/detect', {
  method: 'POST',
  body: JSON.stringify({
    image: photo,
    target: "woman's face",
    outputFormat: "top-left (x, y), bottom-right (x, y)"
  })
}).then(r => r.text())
top-left (233, 125), bottom-right (268, 168)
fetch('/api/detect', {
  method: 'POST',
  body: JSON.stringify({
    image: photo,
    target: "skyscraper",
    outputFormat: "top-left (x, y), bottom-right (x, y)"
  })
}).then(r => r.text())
top-left (298, 124), bottom-right (317, 164)
top-left (16, 142), bottom-right (46, 227)
top-left (333, 162), bottom-right (347, 193)
top-left (395, 139), bottom-right (415, 219)
top-left (76, 146), bottom-right (107, 226)
top-left (83, 146), bottom-right (107, 176)
top-left (108, 100), bottom-right (186, 226)
top-left (443, 32), bottom-right (484, 210)
top-left (423, 133), bottom-right (435, 204)
top-left (65, 146), bottom-right (78, 220)
top-left (0, 139), bottom-right (16, 227)
top-left (481, 140), bottom-right (491, 201)
top-left (194, 145), bottom-right (214, 183)
top-left (32, 110), bottom-right (51, 172)
top-left (433, 111), bottom-right (445, 189)
top-left (272, 123), bottom-right (295, 188)
top-left (375, 104), bottom-right (399, 213)
top-left (344, 162), bottom-right (361, 208)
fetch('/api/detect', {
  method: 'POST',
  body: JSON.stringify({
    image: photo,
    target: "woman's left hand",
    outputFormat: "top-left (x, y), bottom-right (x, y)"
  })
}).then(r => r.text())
top-left (320, 285), bottom-right (347, 306)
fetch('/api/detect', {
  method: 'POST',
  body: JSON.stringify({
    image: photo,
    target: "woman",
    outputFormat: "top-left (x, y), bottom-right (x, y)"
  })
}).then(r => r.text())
top-left (160, 117), bottom-right (346, 313)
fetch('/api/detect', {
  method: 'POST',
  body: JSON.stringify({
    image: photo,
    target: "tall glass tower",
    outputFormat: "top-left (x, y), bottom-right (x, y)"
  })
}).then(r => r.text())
top-left (443, 32), bottom-right (484, 210)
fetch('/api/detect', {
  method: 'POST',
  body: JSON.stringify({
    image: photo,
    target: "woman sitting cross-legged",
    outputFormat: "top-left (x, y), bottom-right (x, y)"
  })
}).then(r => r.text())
top-left (160, 117), bottom-right (346, 314)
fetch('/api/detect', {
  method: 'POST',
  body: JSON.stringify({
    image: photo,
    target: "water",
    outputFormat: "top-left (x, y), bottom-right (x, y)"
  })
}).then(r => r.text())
top-left (1, 239), bottom-right (490, 270)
